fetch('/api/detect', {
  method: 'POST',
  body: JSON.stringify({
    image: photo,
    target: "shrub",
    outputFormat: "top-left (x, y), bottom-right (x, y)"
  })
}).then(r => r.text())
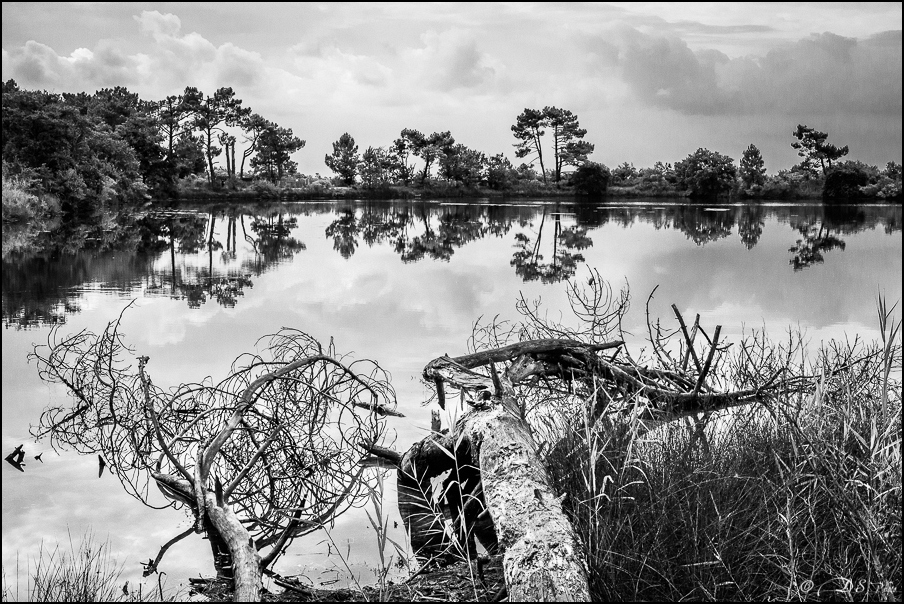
top-left (611, 162), bottom-right (638, 185)
top-left (249, 179), bottom-right (279, 198)
top-left (823, 161), bottom-right (873, 201)
top-left (1, 167), bottom-right (60, 223)
top-left (571, 162), bottom-right (610, 196)
top-left (674, 148), bottom-right (737, 198)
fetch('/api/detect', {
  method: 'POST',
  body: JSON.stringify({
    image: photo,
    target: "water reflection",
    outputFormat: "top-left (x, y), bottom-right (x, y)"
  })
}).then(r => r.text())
top-left (511, 208), bottom-right (593, 283)
top-left (2, 200), bottom-right (901, 328)
top-left (324, 204), bottom-right (514, 263)
top-left (789, 224), bottom-right (847, 271)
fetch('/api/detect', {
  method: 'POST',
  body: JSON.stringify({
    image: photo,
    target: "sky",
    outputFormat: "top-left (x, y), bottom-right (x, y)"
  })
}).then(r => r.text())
top-left (2, 2), bottom-right (902, 176)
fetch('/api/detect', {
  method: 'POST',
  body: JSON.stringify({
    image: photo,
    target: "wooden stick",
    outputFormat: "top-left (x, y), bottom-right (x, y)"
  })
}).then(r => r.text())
top-left (692, 325), bottom-right (721, 397)
top-left (672, 306), bottom-right (702, 374)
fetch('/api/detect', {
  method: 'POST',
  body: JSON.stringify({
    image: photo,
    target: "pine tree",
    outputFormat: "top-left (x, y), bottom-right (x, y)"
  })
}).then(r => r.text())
top-left (739, 144), bottom-right (766, 188)
top-left (324, 132), bottom-right (360, 185)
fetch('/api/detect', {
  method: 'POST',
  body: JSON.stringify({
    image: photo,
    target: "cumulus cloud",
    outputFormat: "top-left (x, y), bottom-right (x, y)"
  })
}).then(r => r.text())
top-left (402, 29), bottom-right (499, 92)
top-left (611, 28), bottom-right (732, 114)
top-left (2, 39), bottom-right (141, 89)
top-left (286, 26), bottom-right (503, 111)
top-left (291, 44), bottom-right (393, 90)
top-left (214, 43), bottom-right (266, 89)
top-left (134, 10), bottom-right (181, 41)
top-left (594, 27), bottom-right (902, 117)
top-left (1, 10), bottom-right (271, 96)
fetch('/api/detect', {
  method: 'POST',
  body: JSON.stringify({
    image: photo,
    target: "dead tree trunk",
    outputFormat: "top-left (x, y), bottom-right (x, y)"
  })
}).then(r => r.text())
top-left (378, 331), bottom-right (804, 601)
top-left (419, 343), bottom-right (626, 601)
top-left (152, 471), bottom-right (260, 599)
top-left (455, 381), bottom-right (591, 601)
top-left (204, 491), bottom-right (262, 601)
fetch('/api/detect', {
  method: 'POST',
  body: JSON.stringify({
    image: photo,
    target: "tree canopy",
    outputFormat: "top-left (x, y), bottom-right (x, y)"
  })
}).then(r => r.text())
top-left (250, 124), bottom-right (305, 183)
top-left (1, 80), bottom-right (308, 205)
top-left (739, 144), bottom-right (766, 188)
top-left (511, 108), bottom-right (549, 184)
top-left (674, 148), bottom-right (737, 198)
top-left (324, 132), bottom-right (360, 185)
top-left (545, 106), bottom-right (594, 185)
top-left (791, 125), bottom-right (848, 175)
top-left (512, 106), bottom-right (594, 186)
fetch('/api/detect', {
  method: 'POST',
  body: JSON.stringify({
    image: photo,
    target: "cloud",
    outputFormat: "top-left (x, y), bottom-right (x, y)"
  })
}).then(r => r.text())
top-left (2, 39), bottom-right (142, 89)
top-left (215, 43), bottom-right (266, 89)
top-left (670, 21), bottom-right (775, 35)
top-left (592, 27), bottom-right (902, 118)
top-left (613, 28), bottom-right (732, 114)
top-left (411, 29), bottom-right (497, 91)
top-left (724, 31), bottom-right (902, 116)
top-left (134, 9), bottom-right (181, 41)
top-left (291, 44), bottom-right (393, 90)
top-left (2, 10), bottom-right (272, 96)
top-left (0, 5), bottom-right (898, 172)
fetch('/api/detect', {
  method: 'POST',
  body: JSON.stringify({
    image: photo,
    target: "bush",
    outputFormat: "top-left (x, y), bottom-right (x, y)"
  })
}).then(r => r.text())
top-left (675, 148), bottom-right (737, 198)
top-left (823, 161), bottom-right (872, 201)
top-left (2, 168), bottom-right (60, 223)
top-left (611, 162), bottom-right (638, 185)
top-left (249, 179), bottom-right (280, 198)
top-left (571, 162), bottom-right (610, 196)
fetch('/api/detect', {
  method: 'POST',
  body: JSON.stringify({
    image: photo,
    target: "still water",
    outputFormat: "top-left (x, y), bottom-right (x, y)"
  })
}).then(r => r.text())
top-left (2, 199), bottom-right (901, 592)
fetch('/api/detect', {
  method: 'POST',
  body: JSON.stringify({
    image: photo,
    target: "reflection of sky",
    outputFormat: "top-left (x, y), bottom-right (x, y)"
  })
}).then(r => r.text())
top-left (2, 202), bottom-right (901, 593)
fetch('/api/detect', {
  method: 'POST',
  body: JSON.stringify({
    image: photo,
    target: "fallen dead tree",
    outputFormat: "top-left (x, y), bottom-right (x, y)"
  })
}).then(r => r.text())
top-left (365, 274), bottom-right (824, 602)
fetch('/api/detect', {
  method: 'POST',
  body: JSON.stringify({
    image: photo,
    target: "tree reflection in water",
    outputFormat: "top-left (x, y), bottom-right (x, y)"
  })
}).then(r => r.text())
top-left (511, 208), bottom-right (593, 283)
top-left (672, 206), bottom-right (734, 246)
top-left (398, 209), bottom-right (484, 263)
top-left (2, 201), bottom-right (901, 328)
top-left (737, 205), bottom-right (765, 250)
top-left (789, 224), bottom-right (847, 271)
top-left (2, 205), bottom-right (312, 327)
top-left (786, 206), bottom-right (873, 271)
top-left (325, 204), bottom-right (512, 264)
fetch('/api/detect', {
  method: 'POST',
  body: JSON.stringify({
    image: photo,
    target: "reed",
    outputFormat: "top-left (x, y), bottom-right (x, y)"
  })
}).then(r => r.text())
top-left (1, 530), bottom-right (181, 603)
top-left (544, 302), bottom-right (902, 601)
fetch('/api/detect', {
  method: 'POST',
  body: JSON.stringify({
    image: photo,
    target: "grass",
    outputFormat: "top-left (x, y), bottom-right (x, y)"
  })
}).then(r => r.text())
top-left (1, 169), bottom-right (59, 224)
top-left (1, 530), bottom-right (182, 602)
top-left (544, 304), bottom-right (902, 601)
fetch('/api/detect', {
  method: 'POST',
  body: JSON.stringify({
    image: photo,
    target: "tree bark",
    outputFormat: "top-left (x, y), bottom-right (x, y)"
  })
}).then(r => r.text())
top-left (203, 491), bottom-right (261, 601)
top-left (453, 380), bottom-right (590, 601)
top-left (153, 471), bottom-right (260, 601)
top-left (415, 344), bottom-right (595, 601)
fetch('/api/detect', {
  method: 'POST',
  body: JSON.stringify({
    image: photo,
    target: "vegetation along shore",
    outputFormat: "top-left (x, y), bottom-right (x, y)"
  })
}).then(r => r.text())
top-left (2, 80), bottom-right (901, 228)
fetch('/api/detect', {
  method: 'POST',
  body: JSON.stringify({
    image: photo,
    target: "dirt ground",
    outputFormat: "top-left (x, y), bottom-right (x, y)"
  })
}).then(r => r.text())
top-left (191, 558), bottom-right (506, 602)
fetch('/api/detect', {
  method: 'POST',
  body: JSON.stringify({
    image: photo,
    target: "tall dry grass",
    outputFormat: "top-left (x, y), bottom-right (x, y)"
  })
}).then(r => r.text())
top-left (545, 302), bottom-right (902, 601)
top-left (1, 530), bottom-right (180, 602)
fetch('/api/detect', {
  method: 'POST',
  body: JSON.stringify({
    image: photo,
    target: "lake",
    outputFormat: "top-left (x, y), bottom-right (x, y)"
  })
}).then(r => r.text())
top-left (2, 198), bottom-right (901, 593)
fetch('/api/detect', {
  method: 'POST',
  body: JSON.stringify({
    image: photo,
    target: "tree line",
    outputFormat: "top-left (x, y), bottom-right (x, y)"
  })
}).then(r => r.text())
top-left (322, 105), bottom-right (594, 192)
top-left (604, 127), bottom-right (901, 201)
top-left (320, 118), bottom-right (900, 201)
top-left (1, 80), bottom-right (304, 215)
top-left (3, 78), bottom-right (901, 219)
